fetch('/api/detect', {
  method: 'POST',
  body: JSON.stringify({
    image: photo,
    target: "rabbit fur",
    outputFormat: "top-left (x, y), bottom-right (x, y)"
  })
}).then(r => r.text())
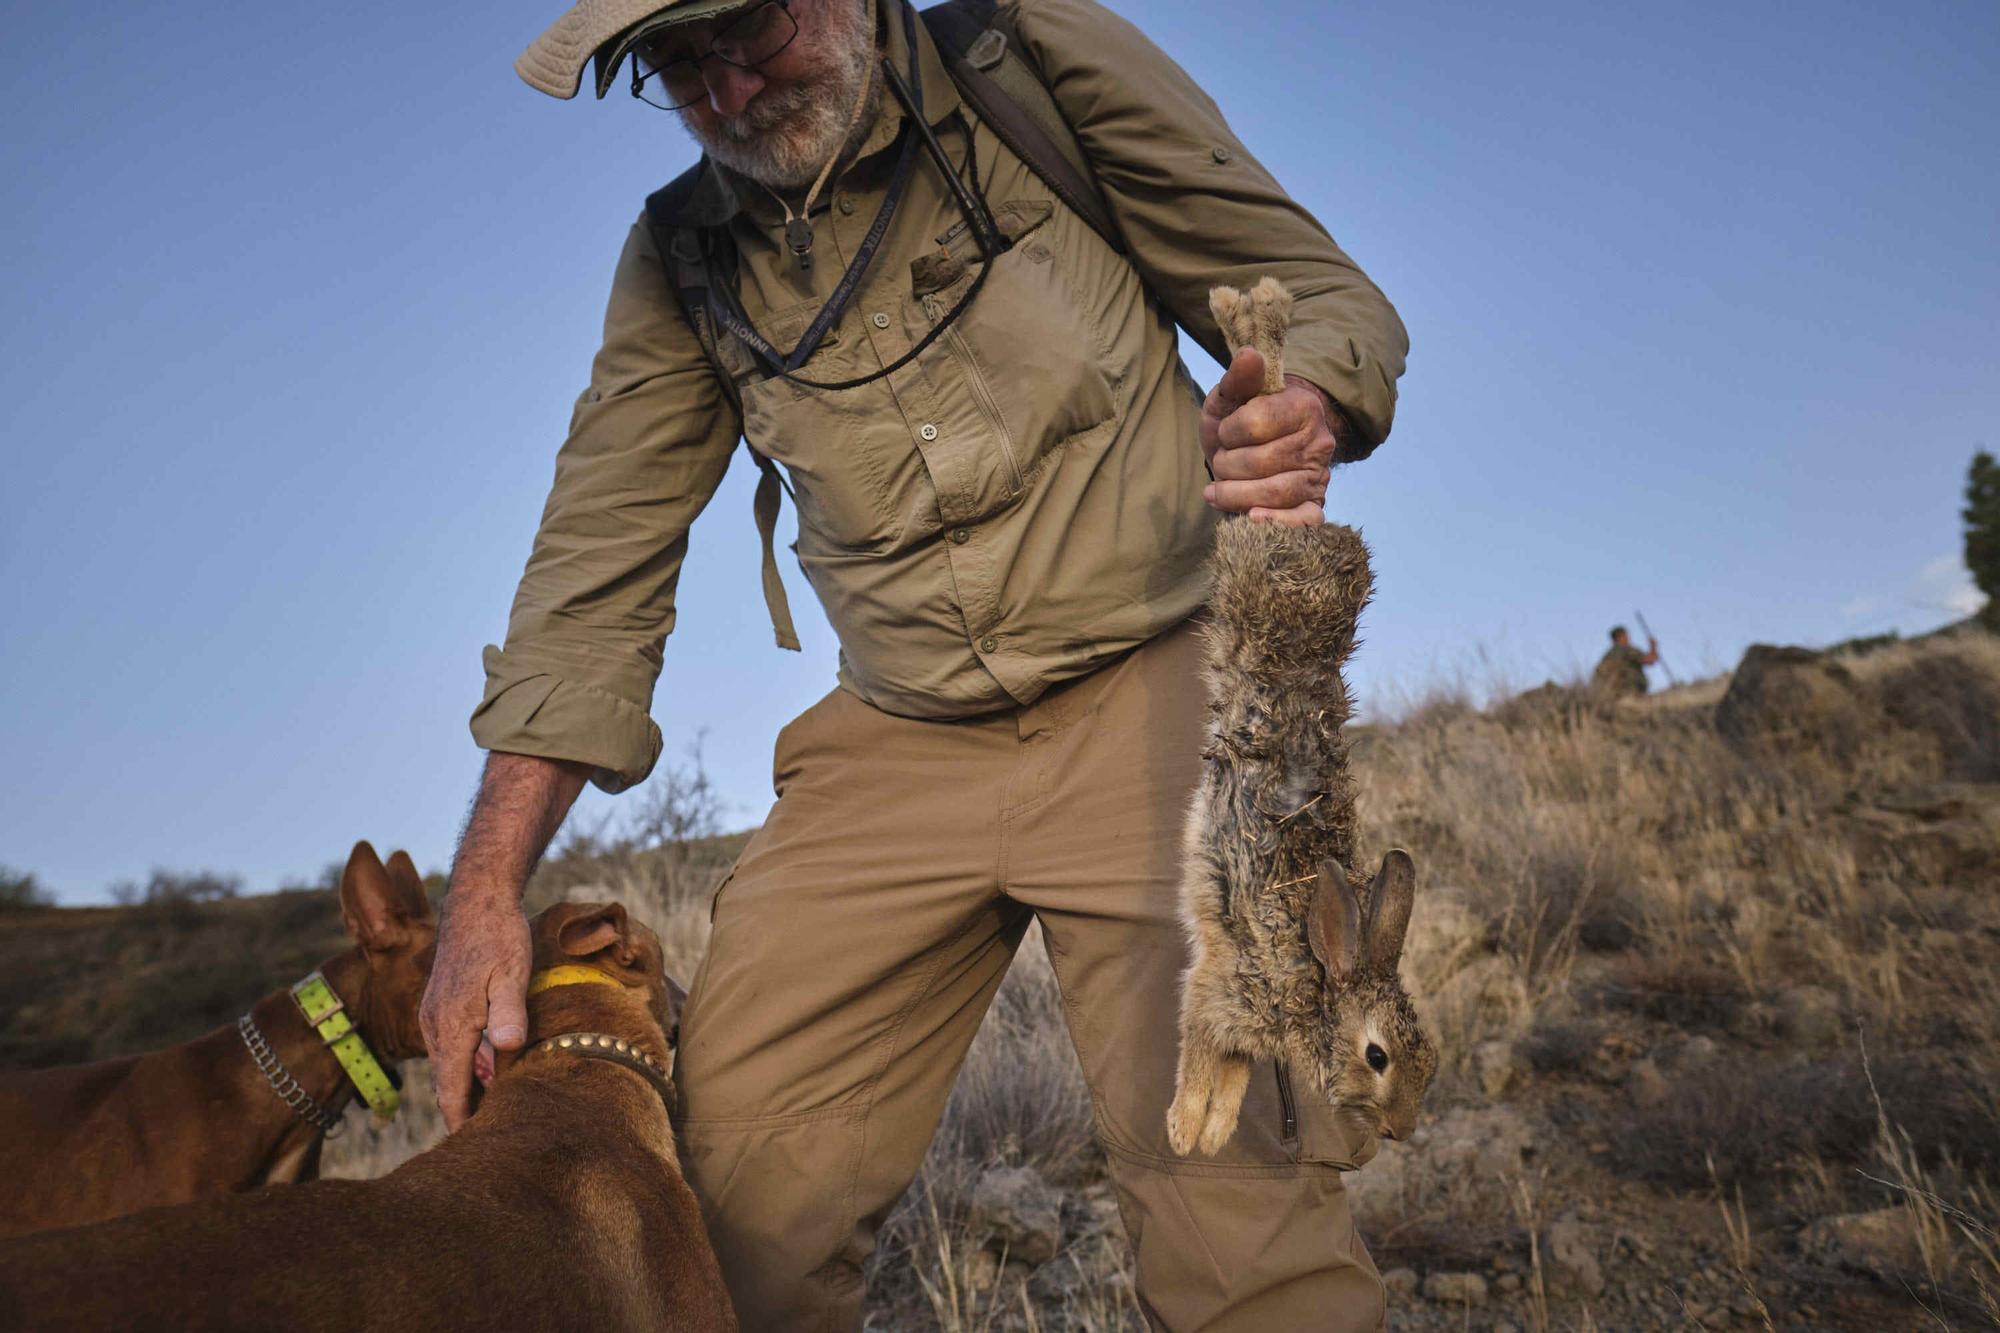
top-left (1167, 277), bottom-right (1438, 1158)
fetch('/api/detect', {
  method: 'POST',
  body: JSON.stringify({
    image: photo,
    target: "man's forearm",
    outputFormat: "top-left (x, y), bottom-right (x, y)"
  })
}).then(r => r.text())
top-left (449, 751), bottom-right (592, 899)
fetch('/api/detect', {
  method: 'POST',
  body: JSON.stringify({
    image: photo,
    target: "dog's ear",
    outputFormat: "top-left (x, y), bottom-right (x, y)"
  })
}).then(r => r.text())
top-left (341, 841), bottom-right (417, 951)
top-left (1363, 850), bottom-right (1416, 972)
top-left (1308, 860), bottom-right (1362, 982)
top-left (662, 973), bottom-right (690, 1045)
top-left (557, 902), bottom-right (639, 968)
top-left (381, 849), bottom-right (434, 924)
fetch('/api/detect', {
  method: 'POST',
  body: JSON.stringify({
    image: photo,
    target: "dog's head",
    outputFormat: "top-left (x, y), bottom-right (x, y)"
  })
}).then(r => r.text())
top-left (527, 901), bottom-right (685, 1041)
top-left (334, 840), bottom-right (438, 1060)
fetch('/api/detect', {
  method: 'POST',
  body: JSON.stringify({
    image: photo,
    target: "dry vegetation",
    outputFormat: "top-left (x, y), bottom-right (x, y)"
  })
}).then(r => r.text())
top-left (6, 629), bottom-right (1997, 1330)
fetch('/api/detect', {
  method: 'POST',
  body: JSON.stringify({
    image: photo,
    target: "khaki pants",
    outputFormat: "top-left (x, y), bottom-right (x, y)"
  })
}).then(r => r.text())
top-left (674, 619), bottom-right (1385, 1331)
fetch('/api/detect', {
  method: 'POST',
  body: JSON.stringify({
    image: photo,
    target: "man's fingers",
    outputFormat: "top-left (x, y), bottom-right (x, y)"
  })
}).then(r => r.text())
top-left (486, 968), bottom-right (529, 1050)
top-left (1248, 499), bottom-right (1327, 526)
top-left (1208, 427), bottom-right (1328, 482)
top-left (1203, 468), bottom-right (1328, 514)
top-left (428, 1019), bottom-right (478, 1132)
top-left (1202, 347), bottom-right (1266, 422)
top-left (1215, 391), bottom-right (1317, 453)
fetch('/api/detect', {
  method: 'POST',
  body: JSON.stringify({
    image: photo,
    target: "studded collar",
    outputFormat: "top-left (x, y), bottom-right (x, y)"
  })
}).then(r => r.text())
top-left (528, 1030), bottom-right (675, 1113)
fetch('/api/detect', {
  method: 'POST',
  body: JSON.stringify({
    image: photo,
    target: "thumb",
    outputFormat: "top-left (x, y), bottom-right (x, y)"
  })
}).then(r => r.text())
top-left (486, 966), bottom-right (529, 1051)
top-left (1207, 346), bottom-right (1266, 419)
top-left (1220, 346), bottom-right (1266, 402)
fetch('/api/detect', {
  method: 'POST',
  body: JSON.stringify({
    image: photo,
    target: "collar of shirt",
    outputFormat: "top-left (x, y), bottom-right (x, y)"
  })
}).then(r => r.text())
top-left (657, 0), bottom-right (963, 233)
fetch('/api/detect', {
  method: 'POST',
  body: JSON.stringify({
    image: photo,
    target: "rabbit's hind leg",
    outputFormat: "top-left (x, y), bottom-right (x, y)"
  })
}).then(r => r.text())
top-left (1168, 1024), bottom-right (1225, 1156)
top-left (1196, 1051), bottom-right (1251, 1155)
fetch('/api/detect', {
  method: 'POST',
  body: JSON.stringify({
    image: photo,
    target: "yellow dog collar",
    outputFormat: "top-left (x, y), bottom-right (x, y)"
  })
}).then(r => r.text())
top-left (527, 965), bottom-right (622, 997)
top-left (291, 972), bottom-right (400, 1122)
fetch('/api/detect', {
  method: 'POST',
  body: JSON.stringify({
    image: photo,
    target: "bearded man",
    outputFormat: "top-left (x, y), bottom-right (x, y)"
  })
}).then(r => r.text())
top-left (422, 0), bottom-right (1410, 1327)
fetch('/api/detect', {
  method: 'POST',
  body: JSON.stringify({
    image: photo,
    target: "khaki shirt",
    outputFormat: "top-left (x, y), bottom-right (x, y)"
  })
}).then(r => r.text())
top-left (473, 0), bottom-right (1409, 791)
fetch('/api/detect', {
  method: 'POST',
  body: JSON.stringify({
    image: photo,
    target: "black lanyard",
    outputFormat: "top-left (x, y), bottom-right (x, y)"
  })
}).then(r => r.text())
top-left (705, 1), bottom-right (1011, 393)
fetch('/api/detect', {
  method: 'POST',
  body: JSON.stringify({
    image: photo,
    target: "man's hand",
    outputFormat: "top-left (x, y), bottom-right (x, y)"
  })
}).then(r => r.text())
top-left (420, 889), bottom-right (531, 1131)
top-left (419, 751), bottom-right (590, 1131)
top-left (1200, 346), bottom-right (1346, 526)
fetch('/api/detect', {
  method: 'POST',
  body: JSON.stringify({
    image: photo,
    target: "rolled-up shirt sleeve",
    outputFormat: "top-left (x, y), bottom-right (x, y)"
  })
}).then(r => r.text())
top-left (1008, 0), bottom-right (1409, 454)
top-left (471, 219), bottom-right (740, 792)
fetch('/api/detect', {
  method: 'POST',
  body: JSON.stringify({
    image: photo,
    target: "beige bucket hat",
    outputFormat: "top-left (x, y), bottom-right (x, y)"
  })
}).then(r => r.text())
top-left (516, 0), bottom-right (754, 100)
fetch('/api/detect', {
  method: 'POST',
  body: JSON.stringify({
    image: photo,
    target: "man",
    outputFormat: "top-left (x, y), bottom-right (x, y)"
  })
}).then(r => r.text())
top-left (1592, 624), bottom-right (1660, 700)
top-left (424, 0), bottom-right (1409, 1326)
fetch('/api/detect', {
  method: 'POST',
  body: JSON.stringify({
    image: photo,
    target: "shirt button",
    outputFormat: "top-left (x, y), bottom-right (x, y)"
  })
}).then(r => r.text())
top-left (1211, 145), bottom-right (1233, 163)
top-left (950, 527), bottom-right (970, 545)
top-left (872, 312), bottom-right (890, 329)
top-left (838, 195), bottom-right (855, 214)
top-left (978, 635), bottom-right (998, 653)
top-left (919, 423), bottom-right (939, 441)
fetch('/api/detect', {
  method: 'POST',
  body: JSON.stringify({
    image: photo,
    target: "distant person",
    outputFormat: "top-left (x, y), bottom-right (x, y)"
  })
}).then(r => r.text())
top-left (421, 0), bottom-right (1409, 1328)
top-left (1592, 624), bottom-right (1659, 699)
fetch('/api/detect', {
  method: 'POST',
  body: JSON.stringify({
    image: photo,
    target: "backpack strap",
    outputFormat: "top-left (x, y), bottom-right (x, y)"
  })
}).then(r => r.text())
top-left (638, 5), bottom-right (1124, 653)
top-left (920, 0), bottom-right (1125, 255)
top-left (643, 178), bottom-right (803, 653)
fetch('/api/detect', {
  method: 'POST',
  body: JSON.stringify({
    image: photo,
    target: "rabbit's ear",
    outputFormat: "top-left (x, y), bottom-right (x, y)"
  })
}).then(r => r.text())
top-left (1309, 860), bottom-right (1362, 981)
top-left (1363, 850), bottom-right (1417, 971)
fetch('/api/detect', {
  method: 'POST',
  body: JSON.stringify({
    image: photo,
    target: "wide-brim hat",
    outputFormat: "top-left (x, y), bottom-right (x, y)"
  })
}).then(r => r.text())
top-left (516, 0), bottom-right (754, 101)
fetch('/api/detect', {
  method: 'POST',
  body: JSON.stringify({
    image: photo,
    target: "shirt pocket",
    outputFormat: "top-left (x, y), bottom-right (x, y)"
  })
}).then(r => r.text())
top-left (915, 199), bottom-right (1119, 509)
top-left (736, 301), bottom-right (914, 555)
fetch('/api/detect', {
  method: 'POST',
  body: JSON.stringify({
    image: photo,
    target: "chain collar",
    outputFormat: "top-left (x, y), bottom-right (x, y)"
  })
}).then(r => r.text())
top-left (237, 1013), bottom-right (346, 1137)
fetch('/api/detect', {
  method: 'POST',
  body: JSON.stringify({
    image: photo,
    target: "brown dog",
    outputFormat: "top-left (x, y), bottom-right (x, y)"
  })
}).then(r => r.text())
top-left (0, 840), bottom-right (435, 1241)
top-left (0, 900), bottom-right (735, 1333)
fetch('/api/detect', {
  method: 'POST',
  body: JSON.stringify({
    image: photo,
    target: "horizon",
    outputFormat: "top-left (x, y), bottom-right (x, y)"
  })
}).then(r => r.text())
top-left (3, 0), bottom-right (1995, 903)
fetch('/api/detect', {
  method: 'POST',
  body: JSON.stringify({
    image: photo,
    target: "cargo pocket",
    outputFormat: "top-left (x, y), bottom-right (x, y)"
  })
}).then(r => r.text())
top-left (1277, 1063), bottom-right (1379, 1171)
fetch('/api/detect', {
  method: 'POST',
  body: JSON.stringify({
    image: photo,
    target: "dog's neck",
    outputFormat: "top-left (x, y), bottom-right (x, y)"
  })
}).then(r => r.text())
top-left (504, 981), bottom-right (676, 1117)
top-left (235, 982), bottom-right (355, 1170)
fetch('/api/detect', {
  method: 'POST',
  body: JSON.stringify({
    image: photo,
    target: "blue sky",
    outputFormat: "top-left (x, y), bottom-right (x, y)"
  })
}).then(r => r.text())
top-left (3, 0), bottom-right (1994, 902)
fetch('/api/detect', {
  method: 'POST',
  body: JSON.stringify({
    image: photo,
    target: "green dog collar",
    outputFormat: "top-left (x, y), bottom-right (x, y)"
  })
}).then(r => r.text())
top-left (291, 971), bottom-right (400, 1122)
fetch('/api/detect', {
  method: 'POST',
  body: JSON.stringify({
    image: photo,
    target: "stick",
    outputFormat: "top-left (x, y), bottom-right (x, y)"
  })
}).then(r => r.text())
top-left (1634, 609), bottom-right (1678, 685)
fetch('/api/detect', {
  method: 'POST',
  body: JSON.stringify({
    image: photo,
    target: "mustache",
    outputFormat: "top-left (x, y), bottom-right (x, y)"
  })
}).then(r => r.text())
top-left (715, 83), bottom-right (818, 142)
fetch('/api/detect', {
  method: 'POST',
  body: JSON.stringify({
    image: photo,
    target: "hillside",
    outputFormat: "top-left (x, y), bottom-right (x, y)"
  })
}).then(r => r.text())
top-left (5, 628), bottom-right (1996, 1330)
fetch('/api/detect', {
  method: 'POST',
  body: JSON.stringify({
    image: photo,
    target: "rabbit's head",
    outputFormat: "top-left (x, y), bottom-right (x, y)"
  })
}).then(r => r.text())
top-left (1305, 850), bottom-right (1438, 1141)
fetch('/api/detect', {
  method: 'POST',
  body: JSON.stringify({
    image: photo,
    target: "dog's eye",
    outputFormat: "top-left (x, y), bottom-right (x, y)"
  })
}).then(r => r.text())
top-left (1365, 1043), bottom-right (1389, 1072)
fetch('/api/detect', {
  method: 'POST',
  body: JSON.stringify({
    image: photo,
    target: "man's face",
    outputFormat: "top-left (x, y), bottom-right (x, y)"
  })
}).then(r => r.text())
top-left (1612, 630), bottom-right (1629, 647)
top-left (644, 0), bottom-right (877, 190)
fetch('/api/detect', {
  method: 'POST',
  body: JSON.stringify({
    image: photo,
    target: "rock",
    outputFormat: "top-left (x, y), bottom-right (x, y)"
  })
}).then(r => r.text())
top-left (967, 1166), bottom-right (1063, 1267)
top-left (1590, 1032), bottom-right (1641, 1084)
top-left (1078, 1182), bottom-right (1122, 1237)
top-left (1381, 1267), bottom-right (1420, 1301)
top-left (1547, 1213), bottom-right (1606, 1296)
top-left (1777, 984), bottom-right (1845, 1046)
top-left (1801, 1208), bottom-right (1922, 1280)
top-left (1677, 1034), bottom-right (1721, 1067)
top-left (1715, 644), bottom-right (1876, 759)
top-left (1427, 1106), bottom-right (1536, 1180)
top-left (1474, 1039), bottom-right (1525, 1098)
top-left (963, 1248), bottom-right (1002, 1293)
top-left (1626, 1056), bottom-right (1670, 1108)
top-left (1838, 782), bottom-right (2000, 883)
top-left (1497, 1273), bottom-right (1522, 1294)
top-left (1421, 1272), bottom-right (1489, 1306)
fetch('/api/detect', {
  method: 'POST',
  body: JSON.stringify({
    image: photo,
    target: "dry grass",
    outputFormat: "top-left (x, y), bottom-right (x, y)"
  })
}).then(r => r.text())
top-left (17, 627), bottom-right (2000, 1329)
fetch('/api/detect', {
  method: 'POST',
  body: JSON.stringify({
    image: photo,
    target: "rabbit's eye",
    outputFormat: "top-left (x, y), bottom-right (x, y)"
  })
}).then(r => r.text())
top-left (1365, 1043), bottom-right (1389, 1072)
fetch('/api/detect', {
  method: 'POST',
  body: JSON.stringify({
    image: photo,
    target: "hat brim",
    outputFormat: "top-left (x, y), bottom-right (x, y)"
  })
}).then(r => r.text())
top-left (590, 0), bottom-right (758, 99)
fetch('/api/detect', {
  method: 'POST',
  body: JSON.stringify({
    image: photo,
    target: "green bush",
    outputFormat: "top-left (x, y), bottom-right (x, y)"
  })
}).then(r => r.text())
top-left (1966, 449), bottom-right (2000, 627)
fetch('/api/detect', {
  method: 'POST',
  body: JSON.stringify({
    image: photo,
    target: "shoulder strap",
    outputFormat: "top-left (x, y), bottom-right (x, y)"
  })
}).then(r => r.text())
top-left (642, 178), bottom-right (803, 653)
top-left (920, 0), bottom-right (1125, 255)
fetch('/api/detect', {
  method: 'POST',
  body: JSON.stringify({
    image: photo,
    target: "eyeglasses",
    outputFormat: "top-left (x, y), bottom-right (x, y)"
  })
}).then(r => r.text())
top-left (630, 0), bottom-right (800, 110)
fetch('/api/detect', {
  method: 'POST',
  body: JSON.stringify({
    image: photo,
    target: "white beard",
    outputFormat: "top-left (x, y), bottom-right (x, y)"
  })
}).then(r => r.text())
top-left (680, 1), bottom-right (879, 190)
